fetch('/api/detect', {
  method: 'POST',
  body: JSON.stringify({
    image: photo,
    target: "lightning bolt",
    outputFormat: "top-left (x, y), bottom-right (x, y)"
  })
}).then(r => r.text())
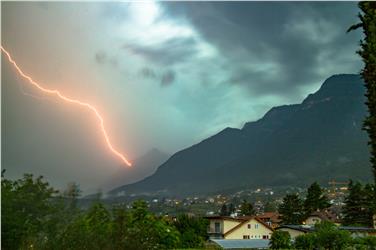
top-left (1, 46), bottom-right (132, 167)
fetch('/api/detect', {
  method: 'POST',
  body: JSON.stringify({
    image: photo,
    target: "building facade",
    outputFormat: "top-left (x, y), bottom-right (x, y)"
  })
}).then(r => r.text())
top-left (206, 216), bottom-right (274, 240)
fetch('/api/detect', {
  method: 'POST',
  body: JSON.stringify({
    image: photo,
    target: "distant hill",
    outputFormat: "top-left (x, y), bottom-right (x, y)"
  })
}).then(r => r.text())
top-left (101, 148), bottom-right (170, 191)
top-left (109, 74), bottom-right (371, 196)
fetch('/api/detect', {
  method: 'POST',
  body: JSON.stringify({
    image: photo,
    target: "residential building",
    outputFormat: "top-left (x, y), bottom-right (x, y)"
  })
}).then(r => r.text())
top-left (303, 211), bottom-right (340, 226)
top-left (206, 216), bottom-right (274, 240)
top-left (276, 225), bottom-right (376, 239)
top-left (257, 212), bottom-right (281, 229)
top-left (276, 225), bottom-right (313, 239)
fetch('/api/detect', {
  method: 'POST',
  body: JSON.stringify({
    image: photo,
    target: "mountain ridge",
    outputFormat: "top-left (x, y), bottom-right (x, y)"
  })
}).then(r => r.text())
top-left (110, 74), bottom-right (371, 196)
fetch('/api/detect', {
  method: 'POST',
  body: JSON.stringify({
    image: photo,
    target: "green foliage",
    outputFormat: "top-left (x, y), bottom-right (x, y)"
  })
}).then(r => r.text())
top-left (314, 221), bottom-right (352, 250)
top-left (239, 199), bottom-right (255, 216)
top-left (220, 203), bottom-right (228, 216)
top-left (269, 230), bottom-right (292, 249)
top-left (121, 200), bottom-right (181, 250)
top-left (303, 182), bottom-right (330, 217)
top-left (352, 236), bottom-right (376, 250)
top-left (294, 233), bottom-right (316, 250)
top-left (355, 2), bottom-right (376, 182)
top-left (264, 201), bottom-right (278, 212)
top-left (219, 203), bottom-right (235, 216)
top-left (63, 182), bottom-right (82, 210)
top-left (1, 174), bottom-right (209, 250)
top-left (1, 173), bottom-right (59, 250)
top-left (278, 194), bottom-right (304, 225)
top-left (228, 203), bottom-right (235, 214)
top-left (173, 214), bottom-right (208, 248)
top-left (342, 180), bottom-right (374, 227)
top-left (293, 221), bottom-right (353, 250)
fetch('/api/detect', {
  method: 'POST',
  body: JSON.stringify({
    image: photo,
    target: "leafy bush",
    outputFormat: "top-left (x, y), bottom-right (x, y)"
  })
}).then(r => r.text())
top-left (269, 230), bottom-right (291, 249)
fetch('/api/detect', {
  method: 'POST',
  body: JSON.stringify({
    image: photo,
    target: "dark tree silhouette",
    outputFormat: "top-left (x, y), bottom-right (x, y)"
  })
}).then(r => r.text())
top-left (303, 182), bottom-right (330, 217)
top-left (348, 2), bottom-right (376, 182)
top-left (278, 194), bottom-right (304, 225)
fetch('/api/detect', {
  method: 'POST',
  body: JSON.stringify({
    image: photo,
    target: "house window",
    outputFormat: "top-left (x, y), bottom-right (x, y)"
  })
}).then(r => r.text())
top-left (214, 222), bottom-right (220, 233)
top-left (263, 235), bottom-right (268, 239)
top-left (255, 224), bottom-right (259, 229)
top-left (248, 224), bottom-right (251, 229)
top-left (243, 235), bottom-right (250, 239)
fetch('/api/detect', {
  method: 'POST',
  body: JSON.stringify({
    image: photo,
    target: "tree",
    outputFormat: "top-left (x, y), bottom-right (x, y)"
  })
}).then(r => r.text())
top-left (314, 221), bottom-right (352, 250)
top-left (228, 203), bottom-right (236, 215)
top-left (264, 201), bottom-right (278, 212)
top-left (1, 174), bottom-right (58, 250)
top-left (111, 205), bottom-right (130, 249)
top-left (342, 180), bottom-right (373, 226)
top-left (63, 182), bottom-right (81, 211)
top-left (348, 2), bottom-right (376, 182)
top-left (278, 194), bottom-right (304, 224)
top-left (220, 204), bottom-right (228, 216)
top-left (303, 182), bottom-right (330, 217)
top-left (348, 3), bottom-right (376, 233)
top-left (269, 230), bottom-right (291, 249)
top-left (294, 221), bottom-right (352, 250)
top-left (294, 233), bottom-right (316, 250)
top-left (363, 183), bottom-right (376, 226)
top-left (173, 214), bottom-right (208, 248)
top-left (352, 235), bottom-right (376, 249)
top-left (58, 202), bottom-right (112, 250)
top-left (240, 199), bottom-right (255, 216)
top-left (123, 200), bottom-right (180, 250)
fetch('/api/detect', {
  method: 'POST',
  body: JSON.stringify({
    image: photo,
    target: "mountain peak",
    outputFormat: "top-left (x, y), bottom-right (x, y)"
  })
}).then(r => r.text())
top-left (303, 74), bottom-right (363, 105)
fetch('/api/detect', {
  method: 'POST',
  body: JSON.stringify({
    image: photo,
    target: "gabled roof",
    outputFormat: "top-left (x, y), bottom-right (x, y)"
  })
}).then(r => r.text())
top-left (224, 216), bottom-right (274, 237)
top-left (306, 210), bottom-right (341, 223)
top-left (258, 212), bottom-right (281, 222)
top-left (258, 212), bottom-right (279, 219)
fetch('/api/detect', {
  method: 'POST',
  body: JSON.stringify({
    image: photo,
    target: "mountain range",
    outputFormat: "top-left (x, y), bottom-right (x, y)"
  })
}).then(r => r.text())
top-left (109, 74), bottom-right (372, 197)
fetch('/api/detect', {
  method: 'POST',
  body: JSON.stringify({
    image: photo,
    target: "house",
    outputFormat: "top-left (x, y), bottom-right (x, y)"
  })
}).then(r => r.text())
top-left (276, 225), bottom-right (313, 239)
top-left (303, 211), bottom-right (340, 225)
top-left (257, 212), bottom-right (281, 229)
top-left (206, 216), bottom-right (274, 240)
top-left (276, 224), bottom-right (376, 239)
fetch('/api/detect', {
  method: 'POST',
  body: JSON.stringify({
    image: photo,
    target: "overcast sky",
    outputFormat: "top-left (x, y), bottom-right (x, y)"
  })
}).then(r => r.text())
top-left (2, 2), bottom-right (363, 192)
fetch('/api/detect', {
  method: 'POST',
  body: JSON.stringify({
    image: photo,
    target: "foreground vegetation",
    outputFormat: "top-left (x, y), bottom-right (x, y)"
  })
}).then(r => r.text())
top-left (270, 221), bottom-right (376, 250)
top-left (1, 173), bottom-right (208, 250)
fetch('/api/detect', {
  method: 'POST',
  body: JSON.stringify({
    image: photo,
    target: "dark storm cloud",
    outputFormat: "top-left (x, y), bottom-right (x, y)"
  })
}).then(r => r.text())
top-left (95, 51), bottom-right (107, 64)
top-left (160, 70), bottom-right (175, 86)
top-left (123, 37), bottom-right (198, 65)
top-left (162, 2), bottom-right (362, 96)
top-left (95, 51), bottom-right (118, 68)
top-left (140, 67), bottom-right (157, 79)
